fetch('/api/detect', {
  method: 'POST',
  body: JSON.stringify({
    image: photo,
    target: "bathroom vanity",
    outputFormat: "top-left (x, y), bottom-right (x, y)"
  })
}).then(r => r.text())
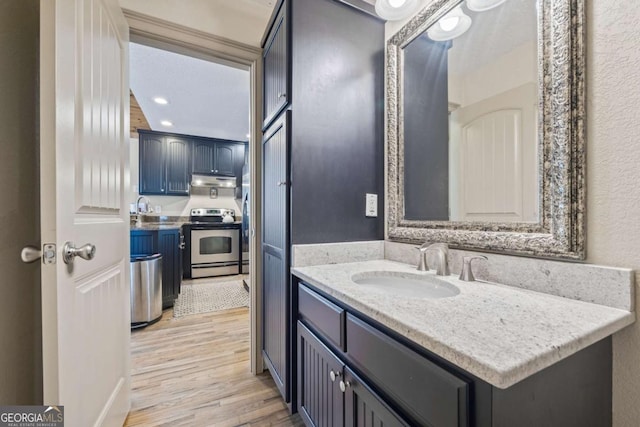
top-left (291, 259), bottom-right (634, 427)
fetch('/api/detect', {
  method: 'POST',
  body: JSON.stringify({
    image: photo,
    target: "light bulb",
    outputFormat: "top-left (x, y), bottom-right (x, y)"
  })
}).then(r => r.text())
top-left (388, 0), bottom-right (406, 8)
top-left (439, 16), bottom-right (460, 31)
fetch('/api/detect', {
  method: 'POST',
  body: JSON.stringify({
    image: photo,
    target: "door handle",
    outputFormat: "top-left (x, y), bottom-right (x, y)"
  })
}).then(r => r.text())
top-left (277, 181), bottom-right (287, 186)
top-left (63, 242), bottom-right (96, 265)
top-left (21, 246), bottom-right (41, 263)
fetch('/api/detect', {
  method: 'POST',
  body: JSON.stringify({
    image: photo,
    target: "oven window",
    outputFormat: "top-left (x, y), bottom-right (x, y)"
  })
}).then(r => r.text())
top-left (199, 236), bottom-right (232, 255)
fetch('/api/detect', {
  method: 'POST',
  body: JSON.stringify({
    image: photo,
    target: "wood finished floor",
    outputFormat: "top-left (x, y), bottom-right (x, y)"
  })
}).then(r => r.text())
top-left (125, 306), bottom-right (303, 427)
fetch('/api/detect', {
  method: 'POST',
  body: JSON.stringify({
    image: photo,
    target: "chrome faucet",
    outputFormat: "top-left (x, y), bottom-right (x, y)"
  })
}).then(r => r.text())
top-left (419, 242), bottom-right (450, 276)
top-left (136, 196), bottom-right (151, 215)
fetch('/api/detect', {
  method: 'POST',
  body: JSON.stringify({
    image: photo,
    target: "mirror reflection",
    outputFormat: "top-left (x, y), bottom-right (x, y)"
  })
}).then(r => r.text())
top-left (403, 0), bottom-right (538, 223)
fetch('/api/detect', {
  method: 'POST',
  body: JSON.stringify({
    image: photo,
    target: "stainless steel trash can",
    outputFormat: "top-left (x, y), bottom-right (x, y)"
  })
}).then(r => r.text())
top-left (130, 253), bottom-right (162, 328)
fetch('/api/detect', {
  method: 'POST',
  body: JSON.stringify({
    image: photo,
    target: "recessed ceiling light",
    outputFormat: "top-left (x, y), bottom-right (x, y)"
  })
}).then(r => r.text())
top-left (153, 97), bottom-right (169, 105)
top-left (160, 120), bottom-right (173, 127)
top-left (427, 6), bottom-right (472, 41)
top-left (466, 0), bottom-right (508, 12)
top-left (375, 0), bottom-right (419, 21)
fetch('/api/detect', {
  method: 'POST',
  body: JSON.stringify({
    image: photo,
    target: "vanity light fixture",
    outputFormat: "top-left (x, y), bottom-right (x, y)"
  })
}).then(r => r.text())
top-left (153, 96), bottom-right (169, 105)
top-left (466, 0), bottom-right (508, 12)
top-left (375, 0), bottom-right (419, 21)
top-left (160, 120), bottom-right (173, 127)
top-left (427, 6), bottom-right (472, 41)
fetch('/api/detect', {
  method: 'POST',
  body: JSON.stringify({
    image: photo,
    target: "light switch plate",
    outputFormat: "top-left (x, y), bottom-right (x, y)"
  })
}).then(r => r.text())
top-left (365, 193), bottom-right (377, 217)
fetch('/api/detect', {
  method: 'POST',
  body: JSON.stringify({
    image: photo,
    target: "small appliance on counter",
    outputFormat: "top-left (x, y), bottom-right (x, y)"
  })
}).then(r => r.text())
top-left (183, 208), bottom-right (242, 279)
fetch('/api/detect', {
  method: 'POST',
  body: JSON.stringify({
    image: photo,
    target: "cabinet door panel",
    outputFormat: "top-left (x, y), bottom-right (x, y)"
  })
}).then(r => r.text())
top-left (166, 137), bottom-right (191, 195)
top-left (298, 322), bottom-right (344, 427)
top-left (139, 133), bottom-right (165, 194)
top-left (192, 141), bottom-right (216, 174)
top-left (262, 112), bottom-right (291, 401)
top-left (346, 314), bottom-right (469, 427)
top-left (158, 229), bottom-right (180, 309)
top-left (343, 367), bottom-right (409, 427)
top-left (215, 143), bottom-right (234, 176)
top-left (263, 1), bottom-right (289, 129)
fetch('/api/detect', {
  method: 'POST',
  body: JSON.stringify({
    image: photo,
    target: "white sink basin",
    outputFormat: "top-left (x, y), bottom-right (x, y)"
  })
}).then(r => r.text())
top-left (351, 271), bottom-right (460, 299)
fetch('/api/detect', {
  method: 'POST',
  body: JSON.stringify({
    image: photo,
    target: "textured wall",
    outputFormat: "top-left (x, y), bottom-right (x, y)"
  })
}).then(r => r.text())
top-left (585, 0), bottom-right (640, 425)
top-left (0, 0), bottom-right (42, 404)
top-left (385, 0), bottom-right (640, 424)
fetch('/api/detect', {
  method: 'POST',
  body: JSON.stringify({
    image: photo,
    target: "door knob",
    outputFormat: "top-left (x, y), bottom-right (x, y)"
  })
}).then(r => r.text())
top-left (339, 380), bottom-right (350, 393)
top-left (21, 246), bottom-right (42, 263)
top-left (330, 370), bottom-right (340, 382)
top-left (63, 242), bottom-right (96, 265)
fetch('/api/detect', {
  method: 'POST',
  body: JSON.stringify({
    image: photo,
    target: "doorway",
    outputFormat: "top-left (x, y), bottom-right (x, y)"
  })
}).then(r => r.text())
top-left (125, 12), bottom-right (263, 377)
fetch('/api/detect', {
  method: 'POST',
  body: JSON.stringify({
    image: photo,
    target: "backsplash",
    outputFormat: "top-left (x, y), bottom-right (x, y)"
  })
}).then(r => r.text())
top-left (291, 240), bottom-right (635, 311)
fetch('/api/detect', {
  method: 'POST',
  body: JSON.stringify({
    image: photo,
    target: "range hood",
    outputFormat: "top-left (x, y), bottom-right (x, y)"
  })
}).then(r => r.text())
top-left (191, 174), bottom-right (236, 188)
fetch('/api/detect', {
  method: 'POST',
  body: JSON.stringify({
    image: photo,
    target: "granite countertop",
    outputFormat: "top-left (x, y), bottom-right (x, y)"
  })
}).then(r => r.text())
top-left (291, 259), bottom-right (635, 389)
top-left (131, 222), bottom-right (185, 231)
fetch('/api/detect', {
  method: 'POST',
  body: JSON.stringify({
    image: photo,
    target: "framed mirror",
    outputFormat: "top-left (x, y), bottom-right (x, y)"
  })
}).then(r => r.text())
top-left (386, 0), bottom-right (585, 259)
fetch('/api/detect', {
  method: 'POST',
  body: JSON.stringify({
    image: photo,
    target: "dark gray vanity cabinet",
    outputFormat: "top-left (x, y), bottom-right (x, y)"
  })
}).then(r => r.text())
top-left (294, 279), bottom-right (614, 427)
top-left (260, 0), bottom-right (384, 409)
top-left (298, 321), bottom-right (408, 427)
top-left (262, 0), bottom-right (289, 129)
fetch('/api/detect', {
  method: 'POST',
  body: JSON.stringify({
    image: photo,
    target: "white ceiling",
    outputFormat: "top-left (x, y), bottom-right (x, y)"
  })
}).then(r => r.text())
top-left (130, 42), bottom-right (250, 141)
top-left (447, 0), bottom-right (537, 75)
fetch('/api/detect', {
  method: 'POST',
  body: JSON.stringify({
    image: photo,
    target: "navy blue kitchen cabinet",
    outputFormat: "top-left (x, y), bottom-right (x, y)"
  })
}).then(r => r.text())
top-left (192, 138), bottom-right (238, 176)
top-left (138, 132), bottom-right (166, 195)
top-left (165, 136), bottom-right (191, 195)
top-left (295, 280), bottom-right (613, 427)
top-left (139, 129), bottom-right (244, 195)
top-left (130, 228), bottom-right (183, 308)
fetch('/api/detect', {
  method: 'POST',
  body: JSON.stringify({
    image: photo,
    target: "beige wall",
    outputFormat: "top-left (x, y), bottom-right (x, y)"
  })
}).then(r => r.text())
top-left (0, 0), bottom-right (42, 404)
top-left (586, 1), bottom-right (640, 425)
top-left (386, 0), bottom-right (640, 424)
top-left (118, 0), bottom-right (274, 47)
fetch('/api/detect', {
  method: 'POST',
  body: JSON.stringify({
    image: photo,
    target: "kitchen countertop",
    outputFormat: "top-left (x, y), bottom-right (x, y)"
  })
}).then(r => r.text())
top-left (131, 220), bottom-right (242, 231)
top-left (292, 259), bottom-right (635, 389)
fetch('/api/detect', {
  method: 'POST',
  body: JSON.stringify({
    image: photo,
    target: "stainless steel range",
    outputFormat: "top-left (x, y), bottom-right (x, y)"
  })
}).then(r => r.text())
top-left (184, 208), bottom-right (241, 278)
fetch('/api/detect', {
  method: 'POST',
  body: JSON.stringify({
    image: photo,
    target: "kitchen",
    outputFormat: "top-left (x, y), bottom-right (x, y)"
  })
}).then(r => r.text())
top-left (128, 41), bottom-right (252, 326)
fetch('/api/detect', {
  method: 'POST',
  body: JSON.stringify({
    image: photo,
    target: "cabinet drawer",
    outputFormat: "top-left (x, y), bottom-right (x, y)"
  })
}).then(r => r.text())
top-left (298, 284), bottom-right (345, 350)
top-left (346, 314), bottom-right (469, 427)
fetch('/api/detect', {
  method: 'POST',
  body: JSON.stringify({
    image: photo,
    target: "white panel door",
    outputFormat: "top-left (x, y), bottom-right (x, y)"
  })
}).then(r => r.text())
top-left (460, 109), bottom-right (523, 222)
top-left (40, 0), bottom-right (130, 426)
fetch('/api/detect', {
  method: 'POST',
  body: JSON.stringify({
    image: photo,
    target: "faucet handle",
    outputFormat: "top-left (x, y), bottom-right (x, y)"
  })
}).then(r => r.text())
top-left (414, 246), bottom-right (430, 271)
top-left (459, 255), bottom-right (488, 282)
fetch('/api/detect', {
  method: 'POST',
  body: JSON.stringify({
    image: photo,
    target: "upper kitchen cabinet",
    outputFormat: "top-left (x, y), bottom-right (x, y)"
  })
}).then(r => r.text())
top-left (165, 136), bottom-right (191, 195)
top-left (262, 0), bottom-right (290, 129)
top-left (139, 130), bottom-right (245, 196)
top-left (138, 131), bottom-right (166, 195)
top-left (192, 138), bottom-right (237, 176)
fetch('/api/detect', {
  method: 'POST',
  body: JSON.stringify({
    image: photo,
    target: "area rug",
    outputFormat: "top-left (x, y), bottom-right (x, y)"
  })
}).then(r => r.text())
top-left (173, 280), bottom-right (249, 318)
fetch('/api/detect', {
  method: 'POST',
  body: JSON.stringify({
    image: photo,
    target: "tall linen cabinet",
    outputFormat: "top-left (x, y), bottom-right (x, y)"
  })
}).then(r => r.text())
top-left (260, 0), bottom-right (384, 411)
